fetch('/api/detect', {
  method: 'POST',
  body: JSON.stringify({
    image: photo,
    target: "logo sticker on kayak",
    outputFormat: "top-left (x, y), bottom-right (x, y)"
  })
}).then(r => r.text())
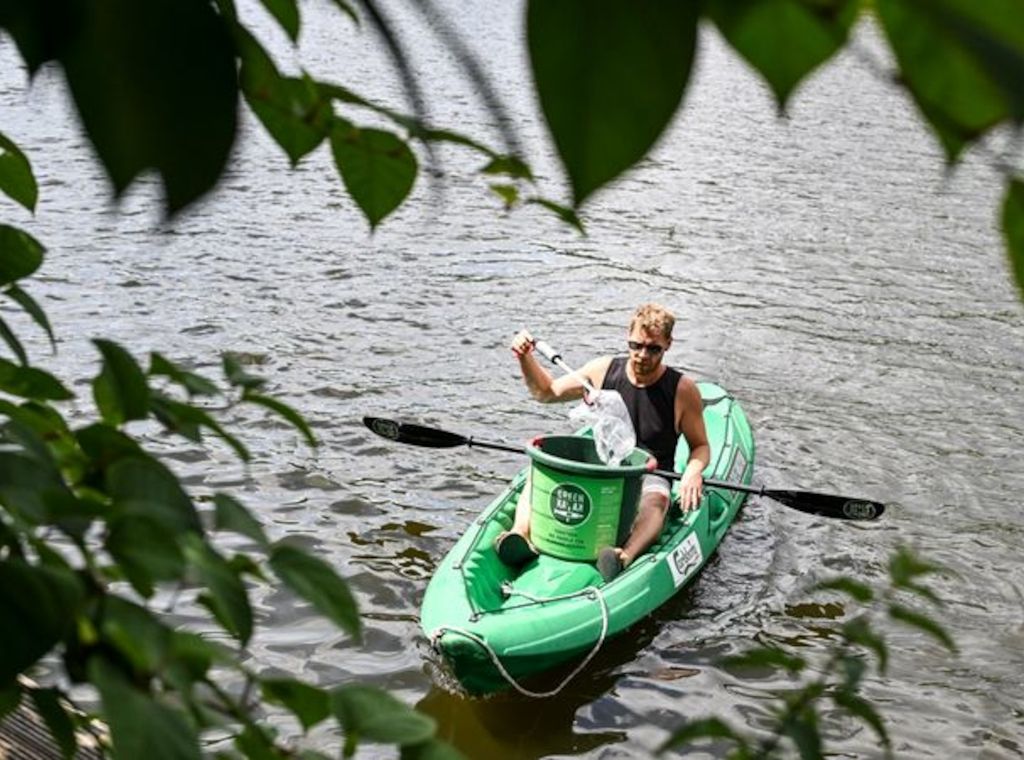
top-left (668, 533), bottom-right (703, 588)
top-left (728, 449), bottom-right (747, 483)
top-left (550, 483), bottom-right (591, 526)
top-left (368, 418), bottom-right (399, 440)
top-left (842, 500), bottom-right (878, 520)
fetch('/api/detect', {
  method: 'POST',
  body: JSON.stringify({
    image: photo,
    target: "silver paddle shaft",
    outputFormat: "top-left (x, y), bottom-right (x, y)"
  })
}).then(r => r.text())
top-left (533, 339), bottom-right (597, 395)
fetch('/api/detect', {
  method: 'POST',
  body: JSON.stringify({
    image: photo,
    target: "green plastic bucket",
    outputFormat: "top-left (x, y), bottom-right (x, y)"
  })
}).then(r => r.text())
top-left (527, 435), bottom-right (654, 561)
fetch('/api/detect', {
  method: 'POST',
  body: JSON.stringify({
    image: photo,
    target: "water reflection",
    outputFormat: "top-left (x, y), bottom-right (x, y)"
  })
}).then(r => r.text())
top-left (418, 675), bottom-right (628, 759)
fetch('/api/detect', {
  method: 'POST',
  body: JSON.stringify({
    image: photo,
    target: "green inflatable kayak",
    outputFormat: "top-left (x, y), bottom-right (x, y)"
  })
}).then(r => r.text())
top-left (419, 381), bottom-right (755, 696)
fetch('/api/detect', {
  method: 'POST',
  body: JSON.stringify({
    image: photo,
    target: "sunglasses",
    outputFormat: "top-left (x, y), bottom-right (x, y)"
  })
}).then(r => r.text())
top-left (628, 340), bottom-right (665, 355)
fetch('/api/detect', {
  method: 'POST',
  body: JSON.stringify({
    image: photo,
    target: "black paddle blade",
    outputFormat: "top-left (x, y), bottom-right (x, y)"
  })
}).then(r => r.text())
top-left (363, 417), bottom-right (468, 449)
top-left (764, 489), bottom-right (886, 521)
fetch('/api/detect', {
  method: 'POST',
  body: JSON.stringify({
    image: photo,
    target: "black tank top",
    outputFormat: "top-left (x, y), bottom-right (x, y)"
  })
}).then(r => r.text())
top-left (601, 356), bottom-right (681, 471)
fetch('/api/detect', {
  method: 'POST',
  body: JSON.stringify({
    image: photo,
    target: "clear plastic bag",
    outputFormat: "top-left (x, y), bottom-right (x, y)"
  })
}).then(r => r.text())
top-left (569, 389), bottom-right (636, 465)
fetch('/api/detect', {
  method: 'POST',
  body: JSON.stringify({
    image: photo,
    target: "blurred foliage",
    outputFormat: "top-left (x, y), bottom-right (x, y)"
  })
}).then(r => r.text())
top-left (659, 546), bottom-right (955, 759)
top-left (0, 0), bottom-right (1007, 756)
top-left (0, 221), bottom-right (462, 756)
top-left (0, 0), bottom-right (1019, 292)
top-left (0, 101), bottom-right (462, 755)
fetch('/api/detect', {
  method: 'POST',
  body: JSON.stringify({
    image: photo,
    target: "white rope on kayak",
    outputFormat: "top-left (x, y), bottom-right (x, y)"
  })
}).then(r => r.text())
top-left (430, 585), bottom-right (610, 699)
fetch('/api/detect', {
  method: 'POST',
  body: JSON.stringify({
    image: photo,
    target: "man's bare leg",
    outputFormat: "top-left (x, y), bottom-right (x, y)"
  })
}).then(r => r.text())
top-left (615, 490), bottom-right (670, 568)
top-left (511, 473), bottom-right (532, 538)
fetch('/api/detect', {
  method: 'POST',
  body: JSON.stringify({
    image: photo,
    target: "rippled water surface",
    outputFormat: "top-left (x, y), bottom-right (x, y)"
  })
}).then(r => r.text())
top-left (3, 3), bottom-right (1023, 758)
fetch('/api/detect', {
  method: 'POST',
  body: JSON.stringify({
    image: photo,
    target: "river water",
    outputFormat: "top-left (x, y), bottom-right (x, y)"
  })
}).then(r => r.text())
top-left (3, 2), bottom-right (1023, 758)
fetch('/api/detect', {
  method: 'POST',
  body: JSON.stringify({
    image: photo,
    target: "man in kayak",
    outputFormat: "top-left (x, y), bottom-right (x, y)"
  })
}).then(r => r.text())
top-left (497, 303), bottom-right (710, 582)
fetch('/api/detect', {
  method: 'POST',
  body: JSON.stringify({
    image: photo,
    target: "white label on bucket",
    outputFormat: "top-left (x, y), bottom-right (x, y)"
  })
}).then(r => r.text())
top-left (550, 483), bottom-right (592, 526)
top-left (668, 533), bottom-right (703, 588)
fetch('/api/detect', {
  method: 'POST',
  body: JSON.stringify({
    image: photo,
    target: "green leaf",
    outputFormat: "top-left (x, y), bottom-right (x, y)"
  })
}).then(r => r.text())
top-left (76, 422), bottom-right (142, 470)
top-left (0, 401), bottom-right (84, 483)
top-left (234, 724), bottom-right (280, 760)
top-left (222, 353), bottom-right (266, 390)
top-left (400, 739), bottom-right (468, 760)
top-left (876, 0), bottom-right (1023, 161)
top-left (228, 552), bottom-right (267, 582)
top-left (0, 314), bottom-right (28, 365)
top-left (5, 285), bottom-right (56, 352)
top-left (0, 520), bottom-right (22, 557)
top-left (105, 515), bottom-right (186, 597)
top-left (527, 197), bottom-right (585, 233)
top-left (0, 559), bottom-right (82, 684)
top-left (0, 451), bottom-right (68, 524)
top-left (888, 547), bottom-right (945, 605)
top-left (0, 357), bottom-right (73, 400)
top-left (243, 391), bottom-right (317, 447)
top-left (723, 646), bottom-right (806, 674)
top-left (481, 155), bottom-right (533, 181)
top-left (900, 581), bottom-right (943, 606)
top-left (29, 687), bottom-right (77, 760)
top-left (34, 541), bottom-right (75, 575)
top-left (148, 394), bottom-right (198, 441)
top-left (842, 617), bottom-right (890, 674)
top-left (839, 653), bottom-right (867, 690)
top-left (238, 28), bottom-right (330, 166)
top-left (413, 127), bottom-right (492, 156)
top-left (247, 75), bottom-right (331, 166)
top-left (150, 394), bottom-right (251, 461)
top-left (0, 224), bottom-right (44, 284)
top-left (107, 455), bottom-right (202, 535)
top-left (213, 493), bottom-right (269, 548)
top-left (0, 131), bottom-right (38, 212)
top-left (706, 0), bottom-right (860, 111)
top-left (659, 717), bottom-right (744, 753)
top-left (887, 603), bottom-right (958, 652)
top-left (527, 0), bottom-right (697, 205)
top-left (92, 340), bottom-right (150, 425)
top-left (183, 535), bottom-right (253, 644)
top-left (833, 689), bottom-right (891, 749)
top-left (0, 413), bottom-right (58, 479)
top-left (1001, 179), bottom-right (1024, 299)
top-left (918, 0), bottom-right (1024, 118)
top-left (489, 184), bottom-right (518, 209)
top-left (330, 123), bottom-right (418, 229)
top-left (54, 0), bottom-right (238, 213)
top-left (0, 682), bottom-right (20, 721)
top-left (100, 598), bottom-right (172, 675)
top-left (0, 402), bottom-right (49, 467)
top-left (782, 706), bottom-right (822, 760)
top-left (331, 686), bottom-right (436, 747)
top-left (148, 353), bottom-right (219, 396)
top-left (44, 491), bottom-right (107, 542)
top-left (269, 544), bottom-right (361, 640)
top-left (262, 678), bottom-right (331, 730)
top-left (0, 1), bottom-right (73, 72)
top-left (318, 82), bottom-right (396, 120)
top-left (165, 631), bottom-right (229, 687)
top-left (89, 656), bottom-right (202, 760)
top-left (813, 577), bottom-right (874, 603)
top-left (259, 0), bottom-right (300, 42)
top-left (888, 545), bottom-right (944, 585)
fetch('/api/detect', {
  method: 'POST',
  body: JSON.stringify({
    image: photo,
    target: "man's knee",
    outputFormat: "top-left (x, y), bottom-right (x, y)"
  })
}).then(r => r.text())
top-left (632, 492), bottom-right (670, 532)
top-left (640, 491), bottom-right (670, 517)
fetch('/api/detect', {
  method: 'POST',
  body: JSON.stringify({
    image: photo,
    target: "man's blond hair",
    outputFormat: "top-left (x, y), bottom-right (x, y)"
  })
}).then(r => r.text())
top-left (629, 303), bottom-right (675, 339)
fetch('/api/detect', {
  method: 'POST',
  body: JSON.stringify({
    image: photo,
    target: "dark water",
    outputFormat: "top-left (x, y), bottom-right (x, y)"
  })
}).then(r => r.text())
top-left (2, 2), bottom-right (1023, 757)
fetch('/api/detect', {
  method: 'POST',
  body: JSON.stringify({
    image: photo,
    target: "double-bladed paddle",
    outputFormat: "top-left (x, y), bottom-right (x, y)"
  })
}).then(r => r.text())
top-left (362, 416), bottom-right (886, 522)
